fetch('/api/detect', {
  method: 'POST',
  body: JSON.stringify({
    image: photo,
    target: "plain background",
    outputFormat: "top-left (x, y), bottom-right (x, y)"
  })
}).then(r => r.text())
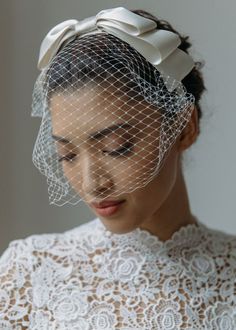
top-left (0, 0), bottom-right (235, 255)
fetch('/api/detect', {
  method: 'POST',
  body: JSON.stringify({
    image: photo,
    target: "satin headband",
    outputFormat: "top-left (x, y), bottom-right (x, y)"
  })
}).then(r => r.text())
top-left (38, 6), bottom-right (195, 92)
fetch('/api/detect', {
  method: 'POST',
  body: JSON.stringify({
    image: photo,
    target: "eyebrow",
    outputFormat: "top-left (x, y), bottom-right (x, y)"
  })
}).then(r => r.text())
top-left (52, 123), bottom-right (133, 144)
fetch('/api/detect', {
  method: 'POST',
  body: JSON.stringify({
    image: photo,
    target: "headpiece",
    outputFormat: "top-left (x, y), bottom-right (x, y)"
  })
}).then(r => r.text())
top-left (31, 6), bottom-right (195, 206)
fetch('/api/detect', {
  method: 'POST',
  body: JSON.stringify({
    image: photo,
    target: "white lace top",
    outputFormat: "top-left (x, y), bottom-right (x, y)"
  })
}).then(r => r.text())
top-left (1, 217), bottom-right (236, 330)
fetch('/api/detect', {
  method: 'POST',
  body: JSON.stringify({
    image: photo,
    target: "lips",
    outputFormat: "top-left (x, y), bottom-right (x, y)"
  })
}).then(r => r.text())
top-left (91, 199), bottom-right (125, 208)
top-left (90, 199), bottom-right (126, 217)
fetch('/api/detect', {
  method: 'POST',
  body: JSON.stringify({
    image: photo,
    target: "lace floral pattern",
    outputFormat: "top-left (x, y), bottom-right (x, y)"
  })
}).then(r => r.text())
top-left (1, 217), bottom-right (236, 329)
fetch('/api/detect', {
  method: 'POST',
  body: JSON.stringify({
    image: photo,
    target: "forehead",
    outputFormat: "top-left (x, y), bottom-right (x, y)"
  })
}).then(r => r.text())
top-left (49, 87), bottom-right (159, 139)
top-left (50, 86), bottom-right (134, 118)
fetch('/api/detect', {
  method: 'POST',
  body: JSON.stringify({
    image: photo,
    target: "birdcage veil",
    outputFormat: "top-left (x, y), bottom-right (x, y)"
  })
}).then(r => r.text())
top-left (31, 7), bottom-right (195, 206)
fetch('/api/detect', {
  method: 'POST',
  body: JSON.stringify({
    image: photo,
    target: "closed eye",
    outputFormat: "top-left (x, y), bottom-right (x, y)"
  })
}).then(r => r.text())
top-left (58, 153), bottom-right (77, 162)
top-left (58, 142), bottom-right (134, 162)
top-left (103, 142), bottom-right (134, 157)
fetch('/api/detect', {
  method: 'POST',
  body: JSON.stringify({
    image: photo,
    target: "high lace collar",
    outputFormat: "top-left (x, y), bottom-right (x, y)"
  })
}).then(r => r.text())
top-left (94, 216), bottom-right (207, 255)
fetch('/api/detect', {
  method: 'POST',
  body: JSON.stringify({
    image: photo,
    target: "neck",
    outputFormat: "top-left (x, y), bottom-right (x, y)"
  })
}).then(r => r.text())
top-left (139, 162), bottom-right (197, 241)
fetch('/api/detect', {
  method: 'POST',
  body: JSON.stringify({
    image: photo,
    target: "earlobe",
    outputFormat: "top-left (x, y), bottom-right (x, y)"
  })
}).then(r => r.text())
top-left (178, 105), bottom-right (199, 151)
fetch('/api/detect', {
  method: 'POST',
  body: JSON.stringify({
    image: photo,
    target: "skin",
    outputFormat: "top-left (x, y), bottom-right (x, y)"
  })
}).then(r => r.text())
top-left (50, 85), bottom-right (199, 241)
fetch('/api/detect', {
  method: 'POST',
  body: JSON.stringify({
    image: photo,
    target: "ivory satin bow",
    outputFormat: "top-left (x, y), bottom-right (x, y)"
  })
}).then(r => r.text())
top-left (38, 7), bottom-right (195, 91)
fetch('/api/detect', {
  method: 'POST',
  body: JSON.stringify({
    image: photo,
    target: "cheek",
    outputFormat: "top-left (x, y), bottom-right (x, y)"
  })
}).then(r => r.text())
top-left (61, 164), bottom-right (81, 192)
top-left (114, 141), bottom-right (162, 190)
top-left (129, 148), bottom-right (179, 212)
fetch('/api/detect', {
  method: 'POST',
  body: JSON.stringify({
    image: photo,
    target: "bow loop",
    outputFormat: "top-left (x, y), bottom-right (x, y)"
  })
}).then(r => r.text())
top-left (38, 19), bottom-right (79, 70)
top-left (74, 16), bottom-right (97, 34)
top-left (96, 7), bottom-right (157, 36)
top-left (49, 19), bottom-right (78, 37)
top-left (37, 6), bottom-right (195, 91)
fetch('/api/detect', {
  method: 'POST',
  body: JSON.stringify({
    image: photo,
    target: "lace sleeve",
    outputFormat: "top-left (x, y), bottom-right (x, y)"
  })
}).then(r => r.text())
top-left (0, 239), bottom-right (34, 329)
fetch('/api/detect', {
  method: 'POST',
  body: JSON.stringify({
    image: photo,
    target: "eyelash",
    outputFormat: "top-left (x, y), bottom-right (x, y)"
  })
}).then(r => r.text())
top-left (58, 142), bottom-right (134, 163)
top-left (58, 153), bottom-right (77, 162)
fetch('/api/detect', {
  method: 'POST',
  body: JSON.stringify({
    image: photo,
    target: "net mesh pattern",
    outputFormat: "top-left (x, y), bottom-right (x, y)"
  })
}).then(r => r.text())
top-left (31, 32), bottom-right (195, 206)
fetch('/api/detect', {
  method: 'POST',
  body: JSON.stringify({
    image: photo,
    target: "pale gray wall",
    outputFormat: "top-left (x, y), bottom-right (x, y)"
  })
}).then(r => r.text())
top-left (1, 0), bottom-right (235, 254)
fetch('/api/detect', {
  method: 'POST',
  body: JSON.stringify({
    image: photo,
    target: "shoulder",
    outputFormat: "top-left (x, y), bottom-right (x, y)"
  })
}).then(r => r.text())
top-left (0, 217), bottom-right (100, 267)
top-left (194, 224), bottom-right (236, 313)
top-left (198, 221), bottom-right (236, 254)
top-left (202, 223), bottom-right (236, 252)
top-left (198, 222), bottom-right (236, 278)
top-left (0, 218), bottom-right (101, 328)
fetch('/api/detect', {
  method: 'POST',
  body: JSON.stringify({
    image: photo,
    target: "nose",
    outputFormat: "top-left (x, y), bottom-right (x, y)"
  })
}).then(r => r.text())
top-left (81, 153), bottom-right (114, 198)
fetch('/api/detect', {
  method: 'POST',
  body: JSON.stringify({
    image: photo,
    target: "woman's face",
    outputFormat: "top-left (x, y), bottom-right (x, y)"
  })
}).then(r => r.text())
top-left (50, 86), bottom-right (185, 234)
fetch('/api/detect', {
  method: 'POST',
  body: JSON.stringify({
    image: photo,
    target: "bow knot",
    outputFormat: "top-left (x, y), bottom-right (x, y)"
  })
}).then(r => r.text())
top-left (38, 6), bottom-right (194, 91)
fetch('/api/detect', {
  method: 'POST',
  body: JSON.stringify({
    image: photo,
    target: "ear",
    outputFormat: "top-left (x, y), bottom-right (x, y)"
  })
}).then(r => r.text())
top-left (177, 105), bottom-right (200, 152)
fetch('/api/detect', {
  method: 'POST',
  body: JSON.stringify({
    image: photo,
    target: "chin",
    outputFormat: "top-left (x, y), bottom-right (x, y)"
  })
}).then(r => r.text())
top-left (99, 216), bottom-right (137, 235)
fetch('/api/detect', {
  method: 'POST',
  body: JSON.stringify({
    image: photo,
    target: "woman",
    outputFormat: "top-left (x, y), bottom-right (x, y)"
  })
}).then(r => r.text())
top-left (1, 7), bottom-right (236, 329)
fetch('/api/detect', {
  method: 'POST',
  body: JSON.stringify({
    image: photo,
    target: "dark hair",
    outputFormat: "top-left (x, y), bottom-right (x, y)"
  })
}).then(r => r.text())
top-left (47, 9), bottom-right (206, 129)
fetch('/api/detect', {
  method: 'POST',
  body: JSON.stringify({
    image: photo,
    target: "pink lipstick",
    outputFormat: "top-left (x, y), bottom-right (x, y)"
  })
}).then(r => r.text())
top-left (91, 199), bottom-right (126, 217)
